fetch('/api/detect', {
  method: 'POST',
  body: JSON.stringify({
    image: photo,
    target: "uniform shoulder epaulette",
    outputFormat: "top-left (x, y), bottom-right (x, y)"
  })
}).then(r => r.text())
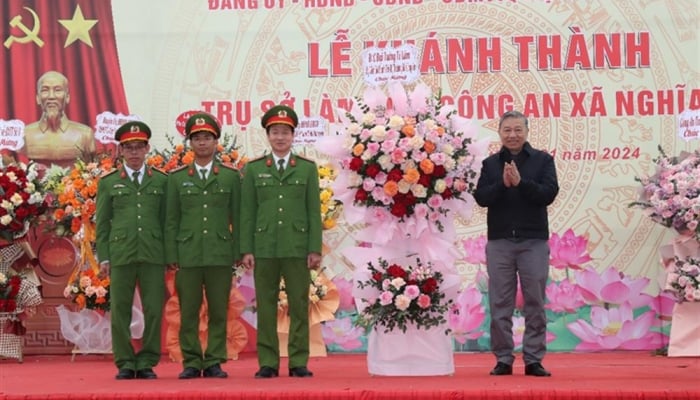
top-left (248, 155), bottom-right (267, 163)
top-left (219, 163), bottom-right (238, 171)
top-left (100, 168), bottom-right (118, 178)
top-left (170, 164), bottom-right (189, 173)
top-left (294, 154), bottom-right (316, 164)
top-left (150, 166), bottom-right (168, 175)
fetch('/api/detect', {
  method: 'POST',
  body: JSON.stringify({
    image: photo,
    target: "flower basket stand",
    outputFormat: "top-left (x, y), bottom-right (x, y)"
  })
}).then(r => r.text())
top-left (367, 324), bottom-right (454, 376)
top-left (0, 312), bottom-right (23, 362)
top-left (668, 301), bottom-right (700, 357)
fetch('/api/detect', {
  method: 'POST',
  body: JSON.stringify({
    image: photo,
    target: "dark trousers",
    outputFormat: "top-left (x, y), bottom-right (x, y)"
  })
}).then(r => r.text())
top-left (254, 257), bottom-right (310, 369)
top-left (110, 262), bottom-right (165, 371)
top-left (175, 265), bottom-right (232, 369)
top-left (486, 238), bottom-right (549, 365)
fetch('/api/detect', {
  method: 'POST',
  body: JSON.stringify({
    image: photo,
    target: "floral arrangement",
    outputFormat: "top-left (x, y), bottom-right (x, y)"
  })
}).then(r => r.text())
top-left (356, 257), bottom-right (452, 333)
top-left (0, 162), bottom-right (48, 240)
top-left (63, 268), bottom-right (110, 313)
top-left (630, 147), bottom-right (700, 240)
top-left (146, 133), bottom-right (248, 172)
top-left (0, 272), bottom-right (21, 312)
top-left (665, 255), bottom-right (700, 303)
top-left (337, 83), bottom-right (483, 232)
top-left (42, 157), bottom-right (115, 238)
top-left (318, 164), bottom-right (342, 230)
top-left (278, 269), bottom-right (329, 309)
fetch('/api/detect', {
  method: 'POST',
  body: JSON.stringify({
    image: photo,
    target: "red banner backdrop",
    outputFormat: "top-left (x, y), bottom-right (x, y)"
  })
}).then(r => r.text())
top-left (1, 0), bottom-right (128, 126)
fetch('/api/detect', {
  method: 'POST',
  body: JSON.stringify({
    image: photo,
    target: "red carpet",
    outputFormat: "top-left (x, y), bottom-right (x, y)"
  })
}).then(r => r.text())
top-left (1, 352), bottom-right (698, 400)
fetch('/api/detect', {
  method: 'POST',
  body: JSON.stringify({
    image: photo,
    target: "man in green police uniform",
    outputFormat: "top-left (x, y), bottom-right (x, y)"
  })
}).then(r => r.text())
top-left (241, 104), bottom-right (322, 379)
top-left (96, 121), bottom-right (168, 380)
top-left (164, 112), bottom-right (241, 379)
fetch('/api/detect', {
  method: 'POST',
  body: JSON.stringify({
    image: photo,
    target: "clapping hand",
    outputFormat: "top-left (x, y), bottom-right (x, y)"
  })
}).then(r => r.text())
top-left (503, 161), bottom-right (521, 187)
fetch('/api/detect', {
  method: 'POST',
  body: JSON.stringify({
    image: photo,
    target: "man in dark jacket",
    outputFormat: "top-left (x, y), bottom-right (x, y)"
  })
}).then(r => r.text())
top-left (474, 110), bottom-right (559, 377)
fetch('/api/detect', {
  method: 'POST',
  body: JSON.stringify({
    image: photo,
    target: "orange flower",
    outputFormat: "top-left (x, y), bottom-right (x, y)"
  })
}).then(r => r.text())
top-left (221, 155), bottom-right (231, 163)
top-left (216, 144), bottom-right (224, 152)
top-left (352, 143), bottom-right (365, 156)
top-left (70, 217), bottom-right (82, 233)
top-left (401, 124), bottom-right (415, 137)
top-left (423, 140), bottom-right (436, 154)
top-left (436, 126), bottom-right (445, 136)
top-left (54, 209), bottom-right (65, 220)
top-left (175, 144), bottom-right (185, 153)
top-left (182, 151), bottom-right (195, 164)
top-left (419, 159), bottom-right (434, 174)
top-left (403, 168), bottom-right (420, 184)
top-left (75, 294), bottom-right (86, 309)
top-left (383, 181), bottom-right (399, 197)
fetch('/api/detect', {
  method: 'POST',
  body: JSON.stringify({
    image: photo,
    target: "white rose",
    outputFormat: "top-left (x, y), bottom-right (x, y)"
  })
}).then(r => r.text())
top-left (442, 143), bottom-right (454, 156)
top-left (423, 119), bottom-right (436, 131)
top-left (0, 272), bottom-right (6, 285)
top-left (10, 193), bottom-right (24, 206)
top-left (434, 179), bottom-right (447, 193)
top-left (0, 215), bottom-right (12, 226)
top-left (1, 200), bottom-right (13, 211)
top-left (411, 184), bottom-right (427, 198)
top-left (388, 115), bottom-right (404, 130)
top-left (397, 180), bottom-right (411, 194)
top-left (361, 112), bottom-right (376, 126)
top-left (377, 154), bottom-right (394, 170)
top-left (370, 125), bottom-right (387, 142)
top-left (347, 122), bottom-right (361, 136)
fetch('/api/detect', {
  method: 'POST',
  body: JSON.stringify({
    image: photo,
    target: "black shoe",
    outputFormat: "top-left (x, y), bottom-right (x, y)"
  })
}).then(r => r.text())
top-left (525, 362), bottom-right (551, 377)
top-left (254, 366), bottom-right (279, 379)
top-left (136, 368), bottom-right (157, 379)
top-left (115, 369), bottom-right (135, 380)
top-left (203, 364), bottom-right (228, 378)
top-left (289, 366), bottom-right (313, 377)
top-left (489, 362), bottom-right (513, 376)
top-left (178, 367), bottom-right (201, 379)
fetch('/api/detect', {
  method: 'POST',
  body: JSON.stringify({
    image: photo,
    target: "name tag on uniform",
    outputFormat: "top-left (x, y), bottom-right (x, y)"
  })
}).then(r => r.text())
top-left (258, 173), bottom-right (272, 178)
top-left (112, 184), bottom-right (126, 188)
top-left (182, 181), bottom-right (195, 187)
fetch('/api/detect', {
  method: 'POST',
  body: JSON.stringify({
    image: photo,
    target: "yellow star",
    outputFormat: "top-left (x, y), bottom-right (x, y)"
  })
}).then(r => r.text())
top-left (58, 5), bottom-right (98, 48)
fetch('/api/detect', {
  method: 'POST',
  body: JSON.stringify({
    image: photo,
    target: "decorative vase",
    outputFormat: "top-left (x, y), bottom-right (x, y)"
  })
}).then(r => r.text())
top-left (367, 323), bottom-right (454, 376)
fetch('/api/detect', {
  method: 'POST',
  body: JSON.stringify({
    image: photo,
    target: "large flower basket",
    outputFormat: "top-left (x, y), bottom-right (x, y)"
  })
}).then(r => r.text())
top-left (367, 323), bottom-right (453, 376)
top-left (56, 305), bottom-right (112, 356)
top-left (668, 301), bottom-right (700, 357)
top-left (0, 312), bottom-right (23, 361)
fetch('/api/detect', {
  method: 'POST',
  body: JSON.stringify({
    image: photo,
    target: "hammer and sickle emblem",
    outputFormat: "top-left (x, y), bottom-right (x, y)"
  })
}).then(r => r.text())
top-left (4, 7), bottom-right (44, 49)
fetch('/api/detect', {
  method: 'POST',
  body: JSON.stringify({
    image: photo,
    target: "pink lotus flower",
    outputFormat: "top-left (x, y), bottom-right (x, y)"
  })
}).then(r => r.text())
top-left (462, 235), bottom-right (487, 265)
top-left (567, 302), bottom-right (666, 350)
top-left (548, 229), bottom-right (592, 270)
top-left (545, 280), bottom-right (585, 313)
top-left (321, 316), bottom-right (365, 351)
top-left (448, 287), bottom-right (486, 344)
top-left (512, 316), bottom-right (557, 349)
top-left (515, 283), bottom-right (524, 311)
top-left (332, 276), bottom-right (356, 313)
top-left (574, 266), bottom-right (654, 308)
top-left (649, 291), bottom-right (676, 326)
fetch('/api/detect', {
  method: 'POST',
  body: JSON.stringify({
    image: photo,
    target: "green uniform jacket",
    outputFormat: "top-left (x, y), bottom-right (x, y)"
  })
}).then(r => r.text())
top-left (164, 162), bottom-right (241, 268)
top-left (96, 167), bottom-right (168, 267)
top-left (240, 154), bottom-right (322, 258)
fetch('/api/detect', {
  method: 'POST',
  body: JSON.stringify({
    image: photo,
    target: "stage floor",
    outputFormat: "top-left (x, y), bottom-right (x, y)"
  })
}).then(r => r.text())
top-left (1, 351), bottom-right (698, 399)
